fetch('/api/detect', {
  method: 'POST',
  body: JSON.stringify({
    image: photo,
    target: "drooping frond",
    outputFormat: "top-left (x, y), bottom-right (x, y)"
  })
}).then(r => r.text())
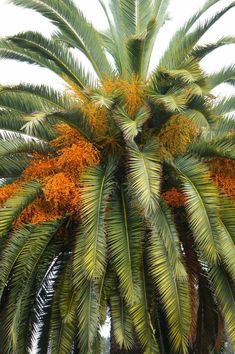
top-left (217, 218), bottom-right (235, 283)
top-left (173, 156), bottom-right (220, 264)
top-left (79, 158), bottom-right (116, 279)
top-left (0, 181), bottom-right (42, 237)
top-left (155, 201), bottom-right (187, 279)
top-left (148, 222), bottom-right (191, 354)
top-left (107, 186), bottom-right (143, 305)
top-left (1, 219), bottom-right (64, 353)
top-left (189, 135), bottom-right (235, 160)
top-left (0, 225), bottom-right (33, 300)
top-left (110, 290), bottom-right (134, 350)
top-left (127, 141), bottom-right (161, 217)
top-left (208, 266), bottom-right (235, 350)
top-left (129, 257), bottom-right (159, 353)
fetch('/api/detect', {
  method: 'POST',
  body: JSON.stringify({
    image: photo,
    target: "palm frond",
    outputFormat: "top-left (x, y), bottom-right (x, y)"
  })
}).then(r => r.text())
top-left (148, 222), bottom-right (191, 354)
top-left (0, 181), bottom-right (42, 237)
top-left (159, 1), bottom-right (235, 69)
top-left (189, 136), bottom-right (235, 160)
top-left (79, 158), bottom-right (116, 279)
top-left (0, 138), bottom-right (48, 157)
top-left (220, 198), bottom-right (235, 243)
top-left (127, 141), bottom-right (161, 217)
top-left (208, 266), bottom-right (235, 350)
top-left (110, 290), bottom-right (134, 350)
top-left (9, 32), bottom-right (93, 88)
top-left (77, 279), bottom-right (100, 354)
top-left (173, 156), bottom-right (220, 264)
top-left (217, 219), bottom-right (235, 283)
top-left (213, 95), bottom-right (235, 115)
top-left (107, 186), bottom-right (143, 305)
top-left (2, 219), bottom-right (64, 353)
top-left (114, 106), bottom-right (149, 142)
top-left (0, 156), bottom-right (29, 178)
top-left (207, 65), bottom-right (235, 89)
top-left (191, 36), bottom-right (235, 60)
top-left (129, 257), bottom-right (159, 353)
top-left (155, 201), bottom-right (188, 279)
top-left (0, 225), bottom-right (33, 300)
top-left (11, 0), bottom-right (112, 78)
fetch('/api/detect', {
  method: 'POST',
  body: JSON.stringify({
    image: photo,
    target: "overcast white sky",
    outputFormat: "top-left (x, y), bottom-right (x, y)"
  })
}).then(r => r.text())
top-left (0, 0), bottom-right (235, 97)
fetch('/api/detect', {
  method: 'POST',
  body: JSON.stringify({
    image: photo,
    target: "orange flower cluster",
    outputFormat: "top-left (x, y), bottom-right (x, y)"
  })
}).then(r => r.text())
top-left (162, 188), bottom-right (187, 208)
top-left (0, 124), bottom-right (100, 227)
top-left (158, 115), bottom-right (198, 157)
top-left (209, 158), bottom-right (235, 201)
top-left (101, 76), bottom-right (145, 117)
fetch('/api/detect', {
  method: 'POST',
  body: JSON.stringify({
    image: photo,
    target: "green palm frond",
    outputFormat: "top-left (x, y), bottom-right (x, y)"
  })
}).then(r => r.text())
top-left (173, 156), bottom-right (220, 264)
top-left (79, 158), bottom-right (116, 279)
top-left (114, 106), bottom-right (149, 142)
top-left (0, 110), bottom-right (24, 133)
top-left (0, 85), bottom-right (73, 116)
top-left (2, 219), bottom-right (64, 353)
top-left (77, 279), bottom-right (100, 354)
top-left (220, 198), bottom-right (235, 243)
top-left (129, 259), bottom-right (159, 353)
top-left (9, 32), bottom-right (93, 88)
top-left (184, 109), bottom-right (210, 128)
top-left (110, 290), bottom-right (134, 350)
top-left (52, 261), bottom-right (77, 354)
top-left (0, 138), bottom-right (48, 157)
top-left (207, 65), bottom-right (235, 89)
top-left (189, 135), bottom-right (235, 160)
top-left (155, 201), bottom-right (188, 279)
top-left (0, 181), bottom-right (42, 237)
top-left (0, 225), bottom-right (33, 300)
top-left (31, 245), bottom-right (64, 354)
top-left (212, 115), bottom-right (235, 135)
top-left (191, 36), bottom-right (235, 60)
top-left (107, 186), bottom-right (143, 305)
top-left (213, 95), bottom-right (235, 115)
top-left (0, 156), bottom-right (29, 178)
top-left (217, 219), bottom-right (235, 283)
top-left (11, 0), bottom-right (113, 78)
top-left (159, 1), bottom-right (235, 69)
top-left (128, 141), bottom-right (161, 217)
top-left (148, 222), bottom-right (191, 354)
top-left (208, 266), bottom-right (235, 350)
top-left (149, 89), bottom-right (188, 113)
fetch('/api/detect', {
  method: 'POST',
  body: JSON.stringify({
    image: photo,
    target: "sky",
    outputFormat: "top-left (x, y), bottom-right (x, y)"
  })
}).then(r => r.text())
top-left (0, 0), bottom-right (235, 97)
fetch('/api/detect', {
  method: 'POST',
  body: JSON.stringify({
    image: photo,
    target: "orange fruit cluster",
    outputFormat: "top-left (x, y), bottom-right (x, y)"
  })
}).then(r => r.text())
top-left (209, 158), bottom-right (235, 201)
top-left (0, 124), bottom-right (100, 227)
top-left (162, 187), bottom-right (187, 208)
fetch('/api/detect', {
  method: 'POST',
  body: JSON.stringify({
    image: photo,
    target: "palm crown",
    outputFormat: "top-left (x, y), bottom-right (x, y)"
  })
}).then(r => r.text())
top-left (0, 0), bottom-right (235, 353)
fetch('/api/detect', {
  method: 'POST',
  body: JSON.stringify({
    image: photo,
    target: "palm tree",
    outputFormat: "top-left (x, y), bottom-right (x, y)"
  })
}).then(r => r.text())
top-left (0, 0), bottom-right (234, 353)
